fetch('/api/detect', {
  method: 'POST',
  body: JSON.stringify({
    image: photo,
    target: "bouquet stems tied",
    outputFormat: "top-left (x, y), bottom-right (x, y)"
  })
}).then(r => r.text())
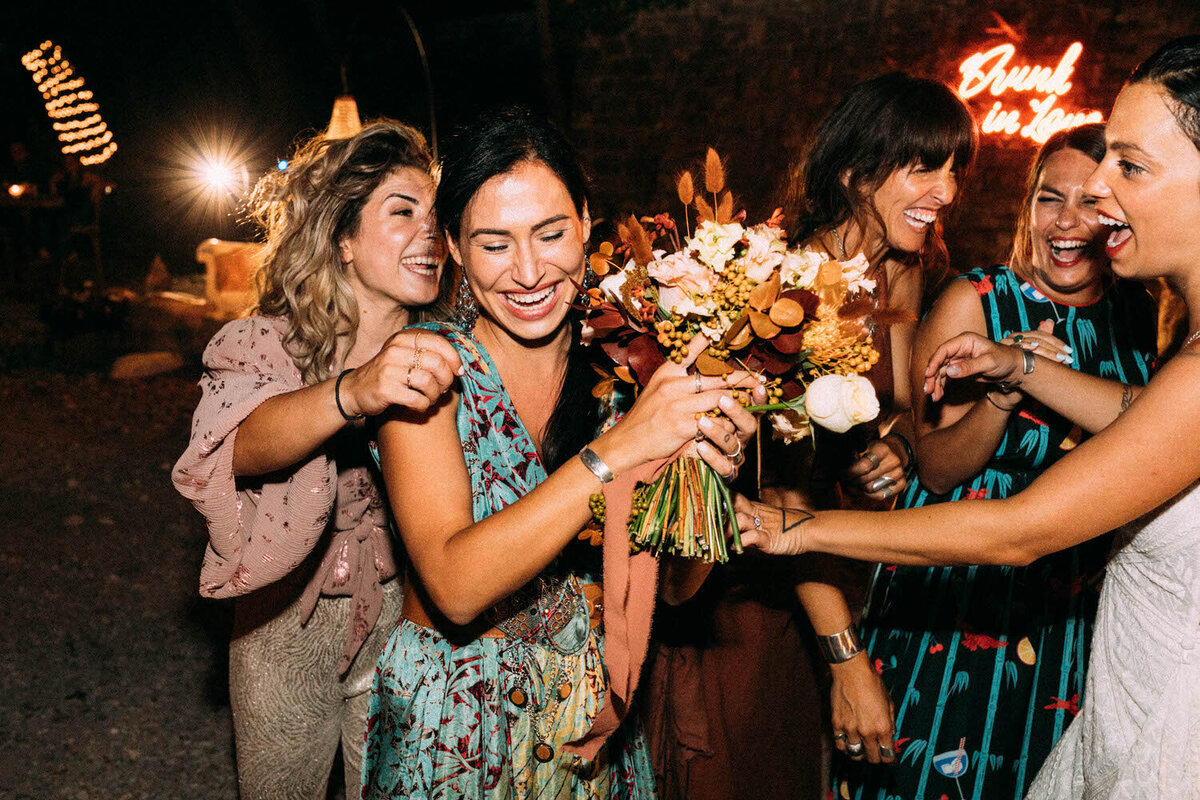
top-left (627, 456), bottom-right (742, 563)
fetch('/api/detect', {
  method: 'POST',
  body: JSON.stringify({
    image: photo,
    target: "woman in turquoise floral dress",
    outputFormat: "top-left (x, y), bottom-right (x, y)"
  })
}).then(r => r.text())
top-left (830, 124), bottom-right (1157, 799)
top-left (361, 109), bottom-right (760, 799)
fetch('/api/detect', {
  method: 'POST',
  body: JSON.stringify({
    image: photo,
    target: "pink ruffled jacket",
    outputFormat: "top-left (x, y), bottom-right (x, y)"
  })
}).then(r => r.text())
top-left (173, 316), bottom-right (398, 674)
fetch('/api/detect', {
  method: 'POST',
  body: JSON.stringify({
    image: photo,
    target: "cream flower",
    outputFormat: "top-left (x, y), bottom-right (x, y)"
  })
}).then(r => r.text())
top-left (840, 253), bottom-right (877, 294)
top-left (770, 407), bottom-right (812, 444)
top-left (599, 262), bottom-right (640, 306)
top-left (658, 284), bottom-right (716, 317)
top-left (805, 373), bottom-right (880, 433)
top-left (688, 220), bottom-right (744, 273)
top-left (648, 251), bottom-right (719, 295)
top-left (742, 225), bottom-right (787, 283)
top-left (779, 247), bottom-right (829, 289)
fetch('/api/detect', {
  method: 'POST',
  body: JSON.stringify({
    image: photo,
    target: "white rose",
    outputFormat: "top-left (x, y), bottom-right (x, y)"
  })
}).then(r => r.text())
top-left (805, 374), bottom-right (880, 433)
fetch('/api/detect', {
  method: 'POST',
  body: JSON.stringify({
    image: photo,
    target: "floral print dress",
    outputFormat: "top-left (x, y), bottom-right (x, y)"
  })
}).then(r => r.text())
top-left (361, 321), bottom-right (655, 800)
top-left (834, 265), bottom-right (1156, 800)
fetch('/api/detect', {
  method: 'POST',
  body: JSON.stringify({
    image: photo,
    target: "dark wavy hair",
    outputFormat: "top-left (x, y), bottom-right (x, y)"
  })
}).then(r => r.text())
top-left (1129, 35), bottom-right (1200, 151)
top-left (1008, 122), bottom-right (1107, 282)
top-left (436, 108), bottom-right (597, 472)
top-left (786, 73), bottom-right (977, 274)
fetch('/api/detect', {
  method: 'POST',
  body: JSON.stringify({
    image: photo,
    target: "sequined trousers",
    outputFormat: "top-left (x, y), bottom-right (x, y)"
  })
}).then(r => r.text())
top-left (229, 577), bottom-right (402, 800)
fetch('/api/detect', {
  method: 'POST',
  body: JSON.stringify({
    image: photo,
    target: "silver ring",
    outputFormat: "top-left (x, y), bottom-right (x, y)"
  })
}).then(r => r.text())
top-left (867, 476), bottom-right (896, 493)
top-left (694, 373), bottom-right (703, 393)
top-left (862, 450), bottom-right (882, 470)
top-left (879, 745), bottom-right (896, 759)
top-left (753, 515), bottom-right (762, 530)
top-left (730, 437), bottom-right (743, 462)
top-left (881, 485), bottom-right (894, 500)
top-left (832, 732), bottom-right (848, 742)
top-left (846, 741), bottom-right (865, 756)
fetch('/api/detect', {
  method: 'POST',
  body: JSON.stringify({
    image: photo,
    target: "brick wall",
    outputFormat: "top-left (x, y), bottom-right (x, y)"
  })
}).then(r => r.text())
top-left (558, 0), bottom-right (1200, 275)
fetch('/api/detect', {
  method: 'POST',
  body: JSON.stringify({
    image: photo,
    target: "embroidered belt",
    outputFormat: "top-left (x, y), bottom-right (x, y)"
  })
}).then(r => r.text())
top-left (401, 579), bottom-right (602, 642)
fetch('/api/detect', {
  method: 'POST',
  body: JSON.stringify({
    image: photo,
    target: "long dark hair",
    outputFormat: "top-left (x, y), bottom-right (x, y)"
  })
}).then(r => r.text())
top-left (786, 73), bottom-right (977, 274)
top-left (1007, 122), bottom-right (1107, 281)
top-left (436, 108), bottom-right (599, 471)
top-left (1130, 35), bottom-right (1200, 151)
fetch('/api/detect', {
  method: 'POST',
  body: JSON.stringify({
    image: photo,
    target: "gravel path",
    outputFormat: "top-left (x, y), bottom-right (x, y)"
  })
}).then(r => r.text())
top-left (0, 368), bottom-right (237, 799)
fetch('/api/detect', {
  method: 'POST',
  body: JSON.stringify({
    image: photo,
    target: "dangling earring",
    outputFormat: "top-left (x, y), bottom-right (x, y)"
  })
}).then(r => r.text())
top-left (453, 274), bottom-right (479, 329)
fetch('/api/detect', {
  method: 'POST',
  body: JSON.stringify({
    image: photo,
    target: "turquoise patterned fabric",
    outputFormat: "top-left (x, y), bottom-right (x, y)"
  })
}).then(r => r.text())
top-left (834, 265), bottom-right (1157, 800)
top-left (361, 321), bottom-right (654, 800)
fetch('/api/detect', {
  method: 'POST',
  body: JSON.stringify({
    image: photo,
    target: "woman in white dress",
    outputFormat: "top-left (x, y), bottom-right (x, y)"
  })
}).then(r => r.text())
top-left (734, 36), bottom-right (1200, 799)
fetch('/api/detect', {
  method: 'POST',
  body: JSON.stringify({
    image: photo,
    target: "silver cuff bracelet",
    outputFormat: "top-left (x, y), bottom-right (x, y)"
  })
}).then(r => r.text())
top-left (817, 625), bottom-right (864, 664)
top-left (579, 446), bottom-right (615, 484)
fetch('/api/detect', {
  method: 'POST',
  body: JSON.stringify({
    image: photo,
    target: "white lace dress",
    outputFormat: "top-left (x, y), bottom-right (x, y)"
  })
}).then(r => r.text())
top-left (1027, 482), bottom-right (1200, 799)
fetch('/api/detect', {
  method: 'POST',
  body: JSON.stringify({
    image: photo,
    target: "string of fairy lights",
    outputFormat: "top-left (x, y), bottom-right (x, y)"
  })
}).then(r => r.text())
top-left (21, 40), bottom-right (117, 166)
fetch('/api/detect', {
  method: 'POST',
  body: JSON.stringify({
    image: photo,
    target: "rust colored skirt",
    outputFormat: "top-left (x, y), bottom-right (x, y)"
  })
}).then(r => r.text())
top-left (641, 556), bottom-right (826, 800)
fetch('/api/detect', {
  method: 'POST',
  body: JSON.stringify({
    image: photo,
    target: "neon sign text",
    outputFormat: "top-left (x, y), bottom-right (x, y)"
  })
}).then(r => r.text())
top-left (957, 42), bottom-right (1103, 144)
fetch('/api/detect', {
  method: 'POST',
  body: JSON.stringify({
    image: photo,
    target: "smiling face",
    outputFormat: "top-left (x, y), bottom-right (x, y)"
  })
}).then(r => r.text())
top-left (866, 156), bottom-right (958, 254)
top-left (1026, 147), bottom-right (1107, 303)
top-left (448, 159), bottom-right (589, 348)
top-left (338, 166), bottom-right (444, 311)
top-left (1084, 82), bottom-right (1200, 282)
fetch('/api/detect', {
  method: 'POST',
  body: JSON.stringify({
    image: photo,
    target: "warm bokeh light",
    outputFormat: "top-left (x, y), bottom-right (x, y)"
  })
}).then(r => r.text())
top-left (21, 41), bottom-right (117, 165)
top-left (8, 184), bottom-right (25, 198)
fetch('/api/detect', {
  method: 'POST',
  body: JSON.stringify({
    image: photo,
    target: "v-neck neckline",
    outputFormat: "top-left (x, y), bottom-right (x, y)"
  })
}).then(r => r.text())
top-left (464, 327), bottom-right (549, 473)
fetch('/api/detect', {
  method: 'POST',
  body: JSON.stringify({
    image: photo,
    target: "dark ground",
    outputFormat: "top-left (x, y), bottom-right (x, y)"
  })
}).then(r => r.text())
top-left (0, 299), bottom-right (244, 798)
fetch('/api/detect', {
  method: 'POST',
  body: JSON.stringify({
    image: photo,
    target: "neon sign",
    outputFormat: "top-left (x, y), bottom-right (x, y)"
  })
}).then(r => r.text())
top-left (957, 42), bottom-right (1103, 144)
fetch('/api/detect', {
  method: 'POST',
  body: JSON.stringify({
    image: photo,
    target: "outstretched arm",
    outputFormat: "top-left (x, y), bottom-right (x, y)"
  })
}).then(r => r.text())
top-left (739, 350), bottom-right (1200, 566)
top-left (923, 328), bottom-right (1143, 438)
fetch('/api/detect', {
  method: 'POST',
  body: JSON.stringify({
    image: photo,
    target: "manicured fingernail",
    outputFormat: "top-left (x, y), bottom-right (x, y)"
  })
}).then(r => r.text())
top-left (719, 395), bottom-right (735, 411)
top-left (1028, 341), bottom-right (1039, 349)
top-left (698, 416), bottom-right (714, 430)
top-left (947, 365), bottom-right (961, 377)
top-left (1063, 346), bottom-right (1073, 354)
top-left (456, 366), bottom-right (466, 376)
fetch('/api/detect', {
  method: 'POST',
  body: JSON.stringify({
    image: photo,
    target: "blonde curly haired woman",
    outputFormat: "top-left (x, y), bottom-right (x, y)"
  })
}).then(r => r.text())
top-left (174, 120), bottom-right (461, 800)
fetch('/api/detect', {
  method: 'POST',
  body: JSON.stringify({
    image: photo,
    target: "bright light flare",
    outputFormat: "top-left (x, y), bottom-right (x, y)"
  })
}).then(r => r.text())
top-left (8, 184), bottom-right (25, 198)
top-left (161, 123), bottom-right (261, 225)
top-left (199, 158), bottom-right (237, 194)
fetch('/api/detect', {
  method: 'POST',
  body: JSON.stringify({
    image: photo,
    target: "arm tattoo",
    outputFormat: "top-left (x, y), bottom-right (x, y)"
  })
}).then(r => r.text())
top-left (1119, 383), bottom-right (1134, 414)
top-left (782, 507), bottom-right (815, 533)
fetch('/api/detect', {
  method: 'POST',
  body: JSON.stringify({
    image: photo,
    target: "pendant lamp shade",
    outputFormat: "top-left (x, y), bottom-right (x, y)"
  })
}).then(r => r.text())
top-left (325, 95), bottom-right (362, 140)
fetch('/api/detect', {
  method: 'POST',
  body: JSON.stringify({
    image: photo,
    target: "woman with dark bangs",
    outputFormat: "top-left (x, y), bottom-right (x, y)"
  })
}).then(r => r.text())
top-left (781, 72), bottom-right (977, 779)
top-left (646, 74), bottom-right (975, 800)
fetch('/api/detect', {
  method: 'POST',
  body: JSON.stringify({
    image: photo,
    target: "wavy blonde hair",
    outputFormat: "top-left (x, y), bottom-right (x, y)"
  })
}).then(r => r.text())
top-left (247, 120), bottom-right (449, 385)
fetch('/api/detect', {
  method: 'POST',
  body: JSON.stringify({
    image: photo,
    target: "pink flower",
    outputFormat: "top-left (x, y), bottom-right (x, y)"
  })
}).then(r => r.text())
top-left (742, 225), bottom-right (787, 283)
top-left (649, 251), bottom-right (719, 295)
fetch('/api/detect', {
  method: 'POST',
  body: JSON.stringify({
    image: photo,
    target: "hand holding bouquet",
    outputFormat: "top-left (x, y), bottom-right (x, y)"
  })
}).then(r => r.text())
top-left (581, 150), bottom-right (886, 562)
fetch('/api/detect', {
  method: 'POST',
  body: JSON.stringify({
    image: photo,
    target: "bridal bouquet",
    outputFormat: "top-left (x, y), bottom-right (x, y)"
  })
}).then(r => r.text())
top-left (581, 150), bottom-right (882, 562)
